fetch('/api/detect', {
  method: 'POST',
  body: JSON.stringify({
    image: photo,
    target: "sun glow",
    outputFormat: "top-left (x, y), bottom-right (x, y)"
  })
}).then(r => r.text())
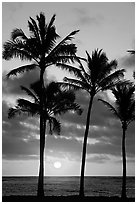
top-left (54, 161), bottom-right (62, 169)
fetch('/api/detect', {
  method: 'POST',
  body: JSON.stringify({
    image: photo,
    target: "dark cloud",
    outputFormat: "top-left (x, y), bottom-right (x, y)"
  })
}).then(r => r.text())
top-left (45, 133), bottom-right (134, 163)
top-left (3, 138), bottom-right (39, 160)
top-left (2, 83), bottom-right (135, 163)
top-left (61, 90), bottom-right (118, 128)
top-left (2, 68), bottom-right (40, 96)
top-left (2, 100), bottom-right (40, 160)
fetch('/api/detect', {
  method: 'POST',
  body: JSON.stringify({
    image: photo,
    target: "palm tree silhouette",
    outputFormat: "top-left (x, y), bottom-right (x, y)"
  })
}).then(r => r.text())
top-left (58, 49), bottom-right (125, 196)
top-left (98, 81), bottom-right (135, 199)
top-left (8, 81), bottom-right (82, 195)
top-left (3, 13), bottom-right (79, 197)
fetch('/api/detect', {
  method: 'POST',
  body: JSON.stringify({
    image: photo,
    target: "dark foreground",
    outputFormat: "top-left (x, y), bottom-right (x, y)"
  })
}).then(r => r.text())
top-left (2, 195), bottom-right (135, 202)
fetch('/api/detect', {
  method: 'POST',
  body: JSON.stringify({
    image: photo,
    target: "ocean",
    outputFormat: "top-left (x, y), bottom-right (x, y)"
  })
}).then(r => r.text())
top-left (2, 176), bottom-right (135, 197)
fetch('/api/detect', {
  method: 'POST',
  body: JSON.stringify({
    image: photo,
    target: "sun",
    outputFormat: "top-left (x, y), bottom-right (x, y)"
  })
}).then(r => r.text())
top-left (54, 161), bottom-right (62, 169)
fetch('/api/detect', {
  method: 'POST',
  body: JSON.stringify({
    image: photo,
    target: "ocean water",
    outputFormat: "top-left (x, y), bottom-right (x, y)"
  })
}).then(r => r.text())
top-left (2, 176), bottom-right (135, 197)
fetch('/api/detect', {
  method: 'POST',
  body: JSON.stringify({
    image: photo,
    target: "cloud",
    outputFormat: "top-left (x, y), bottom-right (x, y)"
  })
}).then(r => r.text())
top-left (2, 100), bottom-right (40, 160)
top-left (2, 85), bottom-right (135, 163)
top-left (118, 54), bottom-right (135, 70)
top-left (2, 67), bottom-right (49, 105)
top-left (2, 69), bottom-right (40, 96)
top-left (86, 154), bottom-right (111, 163)
top-left (74, 8), bottom-right (104, 26)
top-left (60, 90), bottom-right (118, 128)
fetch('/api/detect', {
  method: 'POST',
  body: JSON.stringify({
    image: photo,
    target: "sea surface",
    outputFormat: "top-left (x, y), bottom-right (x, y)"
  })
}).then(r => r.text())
top-left (2, 176), bottom-right (135, 197)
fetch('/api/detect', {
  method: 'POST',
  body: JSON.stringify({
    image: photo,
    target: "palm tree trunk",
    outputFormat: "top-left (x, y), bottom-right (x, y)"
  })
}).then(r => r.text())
top-left (121, 126), bottom-right (127, 199)
top-left (79, 94), bottom-right (94, 197)
top-left (37, 69), bottom-right (45, 197)
top-left (37, 116), bottom-right (45, 197)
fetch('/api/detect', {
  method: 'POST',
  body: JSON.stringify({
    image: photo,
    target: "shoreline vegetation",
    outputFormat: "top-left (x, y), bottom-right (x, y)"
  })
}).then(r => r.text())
top-left (2, 195), bottom-right (135, 202)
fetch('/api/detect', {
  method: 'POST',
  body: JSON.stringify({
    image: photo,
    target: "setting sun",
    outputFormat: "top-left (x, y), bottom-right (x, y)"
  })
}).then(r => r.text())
top-left (54, 161), bottom-right (62, 169)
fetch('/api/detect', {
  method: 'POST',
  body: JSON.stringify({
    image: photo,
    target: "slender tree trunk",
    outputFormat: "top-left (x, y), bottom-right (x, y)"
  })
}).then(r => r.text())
top-left (37, 69), bottom-right (45, 197)
top-left (121, 125), bottom-right (127, 199)
top-left (79, 94), bottom-right (94, 197)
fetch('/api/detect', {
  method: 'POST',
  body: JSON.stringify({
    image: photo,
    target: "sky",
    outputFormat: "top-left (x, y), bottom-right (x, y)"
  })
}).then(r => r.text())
top-left (2, 2), bottom-right (135, 176)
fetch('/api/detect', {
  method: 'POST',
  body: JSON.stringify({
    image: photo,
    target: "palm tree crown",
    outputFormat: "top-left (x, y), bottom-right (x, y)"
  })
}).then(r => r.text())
top-left (3, 12), bottom-right (79, 77)
top-left (98, 81), bottom-right (135, 129)
top-left (8, 81), bottom-right (82, 134)
top-left (57, 49), bottom-right (125, 95)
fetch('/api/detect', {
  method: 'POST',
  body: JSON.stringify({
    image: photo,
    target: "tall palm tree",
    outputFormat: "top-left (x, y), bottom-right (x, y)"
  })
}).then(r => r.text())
top-left (3, 12), bottom-right (79, 196)
top-left (8, 81), bottom-right (82, 195)
top-left (57, 49), bottom-right (125, 196)
top-left (98, 81), bottom-right (135, 199)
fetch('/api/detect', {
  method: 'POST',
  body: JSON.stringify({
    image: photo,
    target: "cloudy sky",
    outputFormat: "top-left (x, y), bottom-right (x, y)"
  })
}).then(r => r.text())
top-left (2, 2), bottom-right (135, 176)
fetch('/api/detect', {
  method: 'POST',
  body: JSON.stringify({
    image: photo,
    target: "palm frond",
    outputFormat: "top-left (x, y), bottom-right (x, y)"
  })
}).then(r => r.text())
top-left (101, 60), bottom-right (118, 77)
top-left (17, 98), bottom-right (39, 115)
top-left (3, 40), bottom-right (34, 61)
top-left (47, 44), bottom-right (78, 64)
top-left (52, 101), bottom-right (82, 116)
top-left (45, 82), bottom-right (61, 104)
top-left (46, 30), bottom-right (79, 62)
top-left (11, 28), bottom-right (28, 41)
top-left (8, 107), bottom-right (22, 119)
top-left (50, 55), bottom-right (78, 64)
top-left (6, 64), bottom-right (37, 78)
top-left (48, 14), bottom-right (56, 28)
top-left (57, 82), bottom-right (82, 91)
top-left (75, 55), bottom-right (90, 80)
top-left (98, 69), bottom-right (125, 92)
top-left (36, 12), bottom-right (46, 44)
top-left (46, 85), bottom-right (82, 116)
top-left (111, 81), bottom-right (135, 124)
top-left (64, 102), bottom-right (82, 115)
top-left (20, 86), bottom-right (39, 103)
top-left (8, 98), bottom-right (39, 118)
top-left (48, 117), bottom-right (61, 135)
top-left (28, 16), bottom-right (40, 43)
top-left (87, 49), bottom-right (117, 86)
top-left (127, 101), bottom-right (135, 123)
top-left (44, 25), bottom-right (59, 53)
top-left (64, 77), bottom-right (90, 92)
top-left (30, 80), bottom-right (42, 99)
top-left (56, 61), bottom-right (90, 85)
top-left (98, 99), bottom-right (120, 119)
top-left (56, 63), bottom-right (82, 77)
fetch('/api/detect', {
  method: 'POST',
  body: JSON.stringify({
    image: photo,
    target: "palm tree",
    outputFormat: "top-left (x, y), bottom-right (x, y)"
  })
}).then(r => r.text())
top-left (57, 49), bottom-right (125, 196)
top-left (3, 12), bottom-right (79, 196)
top-left (8, 81), bottom-right (82, 195)
top-left (98, 81), bottom-right (135, 199)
